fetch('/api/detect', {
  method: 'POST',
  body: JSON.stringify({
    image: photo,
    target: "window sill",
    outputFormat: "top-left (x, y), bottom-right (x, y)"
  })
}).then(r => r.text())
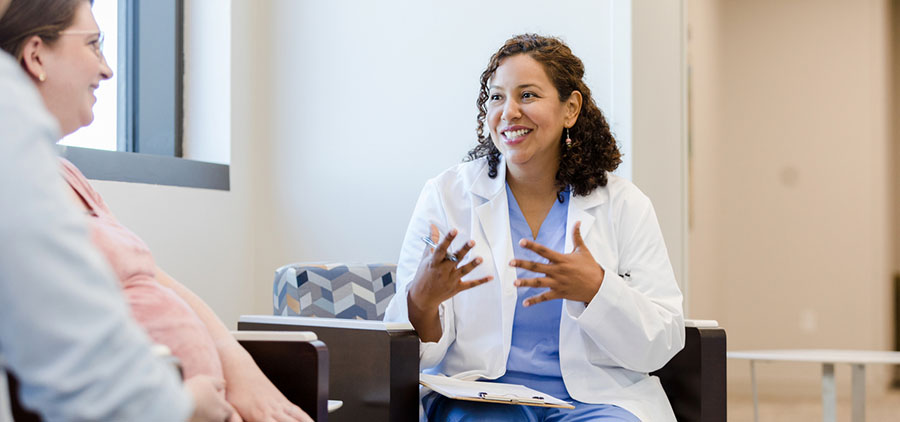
top-left (59, 145), bottom-right (229, 191)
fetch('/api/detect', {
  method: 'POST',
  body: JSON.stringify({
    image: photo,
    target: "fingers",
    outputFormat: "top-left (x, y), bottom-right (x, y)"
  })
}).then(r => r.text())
top-left (190, 375), bottom-right (225, 391)
top-left (456, 255), bottom-right (483, 277)
top-left (572, 221), bottom-right (586, 249)
top-left (421, 224), bottom-right (441, 259)
top-left (226, 403), bottom-right (242, 422)
top-left (522, 290), bottom-right (560, 307)
top-left (212, 377), bottom-right (226, 392)
top-left (518, 238), bottom-right (563, 262)
top-left (184, 376), bottom-right (232, 422)
top-left (220, 403), bottom-right (235, 422)
top-left (432, 229), bottom-right (457, 262)
top-left (509, 258), bottom-right (552, 275)
top-left (513, 277), bottom-right (553, 289)
top-left (274, 410), bottom-right (300, 422)
top-left (451, 239), bottom-right (475, 263)
top-left (457, 275), bottom-right (493, 293)
top-left (284, 405), bottom-right (312, 422)
top-left (429, 223), bottom-right (440, 243)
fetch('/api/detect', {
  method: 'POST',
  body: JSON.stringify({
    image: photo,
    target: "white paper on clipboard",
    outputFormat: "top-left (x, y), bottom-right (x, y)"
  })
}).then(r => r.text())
top-left (420, 373), bottom-right (574, 409)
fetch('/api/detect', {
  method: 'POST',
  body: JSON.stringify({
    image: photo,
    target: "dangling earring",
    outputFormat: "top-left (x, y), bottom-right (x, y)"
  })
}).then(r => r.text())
top-left (565, 127), bottom-right (572, 149)
top-left (38, 73), bottom-right (46, 82)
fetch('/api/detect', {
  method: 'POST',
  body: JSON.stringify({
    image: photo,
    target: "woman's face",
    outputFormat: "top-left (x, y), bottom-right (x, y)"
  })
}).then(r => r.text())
top-left (486, 54), bottom-right (578, 174)
top-left (33, 1), bottom-right (112, 137)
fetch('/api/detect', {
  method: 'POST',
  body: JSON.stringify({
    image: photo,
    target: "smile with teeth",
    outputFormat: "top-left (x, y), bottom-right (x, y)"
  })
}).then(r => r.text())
top-left (503, 128), bottom-right (532, 139)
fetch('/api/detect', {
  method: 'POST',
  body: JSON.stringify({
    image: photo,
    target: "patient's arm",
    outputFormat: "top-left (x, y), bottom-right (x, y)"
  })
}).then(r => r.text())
top-left (155, 266), bottom-right (313, 422)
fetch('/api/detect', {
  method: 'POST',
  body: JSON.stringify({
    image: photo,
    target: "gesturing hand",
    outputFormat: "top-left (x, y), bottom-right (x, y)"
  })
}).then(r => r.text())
top-left (408, 225), bottom-right (493, 312)
top-left (510, 221), bottom-right (605, 307)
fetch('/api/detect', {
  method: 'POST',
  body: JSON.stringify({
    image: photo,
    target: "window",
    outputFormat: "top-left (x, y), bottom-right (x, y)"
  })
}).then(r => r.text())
top-left (58, 0), bottom-right (118, 151)
top-left (60, 0), bottom-right (229, 190)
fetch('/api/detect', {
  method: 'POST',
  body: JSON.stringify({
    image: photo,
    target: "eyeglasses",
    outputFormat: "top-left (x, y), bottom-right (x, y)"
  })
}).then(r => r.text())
top-left (57, 30), bottom-right (105, 59)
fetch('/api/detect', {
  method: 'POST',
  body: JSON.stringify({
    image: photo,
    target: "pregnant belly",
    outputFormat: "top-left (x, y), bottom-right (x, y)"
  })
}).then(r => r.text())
top-left (122, 279), bottom-right (223, 380)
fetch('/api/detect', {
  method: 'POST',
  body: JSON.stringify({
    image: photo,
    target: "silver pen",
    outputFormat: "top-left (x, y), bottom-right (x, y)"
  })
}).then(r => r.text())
top-left (421, 236), bottom-right (459, 262)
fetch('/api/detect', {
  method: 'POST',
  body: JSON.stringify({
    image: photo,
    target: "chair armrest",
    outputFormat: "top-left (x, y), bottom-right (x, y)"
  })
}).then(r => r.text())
top-left (685, 319), bottom-right (720, 328)
top-left (651, 324), bottom-right (727, 422)
top-left (232, 330), bottom-right (329, 422)
top-left (238, 315), bottom-right (419, 422)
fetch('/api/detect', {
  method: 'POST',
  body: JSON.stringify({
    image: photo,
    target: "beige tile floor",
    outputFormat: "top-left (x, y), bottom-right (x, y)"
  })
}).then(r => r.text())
top-left (728, 390), bottom-right (900, 421)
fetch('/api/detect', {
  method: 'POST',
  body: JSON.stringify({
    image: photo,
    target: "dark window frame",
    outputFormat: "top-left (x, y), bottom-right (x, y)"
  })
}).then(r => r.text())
top-left (64, 0), bottom-right (229, 191)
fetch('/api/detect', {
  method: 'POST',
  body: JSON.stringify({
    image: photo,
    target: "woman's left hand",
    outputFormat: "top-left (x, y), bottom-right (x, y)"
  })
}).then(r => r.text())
top-left (510, 221), bottom-right (605, 306)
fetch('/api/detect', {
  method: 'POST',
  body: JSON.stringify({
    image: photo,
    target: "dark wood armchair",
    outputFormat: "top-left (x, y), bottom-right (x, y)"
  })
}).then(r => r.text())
top-left (238, 316), bottom-right (726, 422)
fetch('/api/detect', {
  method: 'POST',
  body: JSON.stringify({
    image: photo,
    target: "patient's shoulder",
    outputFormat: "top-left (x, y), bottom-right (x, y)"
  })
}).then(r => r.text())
top-left (58, 157), bottom-right (111, 214)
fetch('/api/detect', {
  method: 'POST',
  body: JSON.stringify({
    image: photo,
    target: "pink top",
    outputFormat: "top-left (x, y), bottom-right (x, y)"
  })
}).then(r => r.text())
top-left (59, 158), bottom-right (223, 381)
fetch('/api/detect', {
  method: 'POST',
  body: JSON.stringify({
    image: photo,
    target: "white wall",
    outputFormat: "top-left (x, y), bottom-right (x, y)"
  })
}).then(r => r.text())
top-left (254, 0), bottom-right (635, 282)
top-left (631, 0), bottom-right (688, 308)
top-left (247, 0), bottom-right (691, 314)
top-left (86, 0), bottom-right (688, 327)
top-left (182, 0), bottom-right (231, 164)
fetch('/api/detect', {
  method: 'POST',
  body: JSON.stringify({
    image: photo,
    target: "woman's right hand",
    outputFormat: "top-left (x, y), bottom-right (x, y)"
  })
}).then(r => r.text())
top-left (184, 375), bottom-right (233, 422)
top-left (407, 225), bottom-right (492, 341)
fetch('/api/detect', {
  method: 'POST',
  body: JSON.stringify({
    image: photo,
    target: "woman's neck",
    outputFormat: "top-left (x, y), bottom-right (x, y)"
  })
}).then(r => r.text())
top-left (505, 160), bottom-right (559, 201)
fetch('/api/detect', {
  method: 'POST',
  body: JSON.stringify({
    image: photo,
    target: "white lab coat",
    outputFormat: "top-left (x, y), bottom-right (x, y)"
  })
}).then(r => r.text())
top-left (384, 157), bottom-right (685, 421)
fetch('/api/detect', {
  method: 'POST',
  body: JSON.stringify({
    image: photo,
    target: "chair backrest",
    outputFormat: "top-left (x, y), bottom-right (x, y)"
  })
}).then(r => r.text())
top-left (273, 263), bottom-right (397, 321)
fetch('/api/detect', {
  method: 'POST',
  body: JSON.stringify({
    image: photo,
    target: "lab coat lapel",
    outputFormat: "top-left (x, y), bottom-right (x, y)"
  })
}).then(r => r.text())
top-left (471, 159), bottom-right (517, 358)
top-left (565, 186), bottom-right (608, 254)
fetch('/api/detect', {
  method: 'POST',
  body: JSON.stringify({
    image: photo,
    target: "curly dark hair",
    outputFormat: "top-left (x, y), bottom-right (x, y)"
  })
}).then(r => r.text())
top-left (466, 34), bottom-right (622, 200)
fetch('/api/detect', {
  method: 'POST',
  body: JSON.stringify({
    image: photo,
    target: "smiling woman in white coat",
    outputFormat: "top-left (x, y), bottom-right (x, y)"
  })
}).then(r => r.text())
top-left (384, 34), bottom-right (685, 422)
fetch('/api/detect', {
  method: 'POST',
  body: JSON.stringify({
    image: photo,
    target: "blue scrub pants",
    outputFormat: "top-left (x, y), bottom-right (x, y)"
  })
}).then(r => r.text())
top-left (423, 392), bottom-right (640, 422)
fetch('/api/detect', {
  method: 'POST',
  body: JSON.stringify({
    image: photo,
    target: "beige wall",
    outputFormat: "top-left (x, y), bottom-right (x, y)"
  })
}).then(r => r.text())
top-left (688, 0), bottom-right (894, 399)
top-left (686, 0), bottom-right (723, 324)
top-left (893, 0), bottom-right (900, 279)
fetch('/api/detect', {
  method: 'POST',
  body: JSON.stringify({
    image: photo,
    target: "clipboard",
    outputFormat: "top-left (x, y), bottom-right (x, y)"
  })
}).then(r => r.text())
top-left (420, 373), bottom-right (575, 409)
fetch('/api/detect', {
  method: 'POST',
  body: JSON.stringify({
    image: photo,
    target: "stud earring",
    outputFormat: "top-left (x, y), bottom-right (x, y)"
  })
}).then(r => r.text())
top-left (565, 127), bottom-right (572, 149)
top-left (38, 73), bottom-right (46, 82)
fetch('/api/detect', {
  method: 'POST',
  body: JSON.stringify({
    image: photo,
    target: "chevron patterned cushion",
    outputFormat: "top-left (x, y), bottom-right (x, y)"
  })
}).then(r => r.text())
top-left (273, 263), bottom-right (397, 321)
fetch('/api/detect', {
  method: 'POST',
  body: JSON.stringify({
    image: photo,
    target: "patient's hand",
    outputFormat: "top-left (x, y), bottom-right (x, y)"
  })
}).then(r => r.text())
top-left (184, 375), bottom-right (233, 422)
top-left (222, 345), bottom-right (313, 422)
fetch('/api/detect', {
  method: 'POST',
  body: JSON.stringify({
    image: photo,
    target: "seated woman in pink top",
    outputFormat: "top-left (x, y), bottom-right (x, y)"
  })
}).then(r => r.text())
top-left (0, 1), bottom-right (311, 421)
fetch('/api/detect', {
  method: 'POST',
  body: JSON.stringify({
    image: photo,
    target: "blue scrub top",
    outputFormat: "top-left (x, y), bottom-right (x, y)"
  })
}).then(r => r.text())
top-left (493, 183), bottom-right (570, 400)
